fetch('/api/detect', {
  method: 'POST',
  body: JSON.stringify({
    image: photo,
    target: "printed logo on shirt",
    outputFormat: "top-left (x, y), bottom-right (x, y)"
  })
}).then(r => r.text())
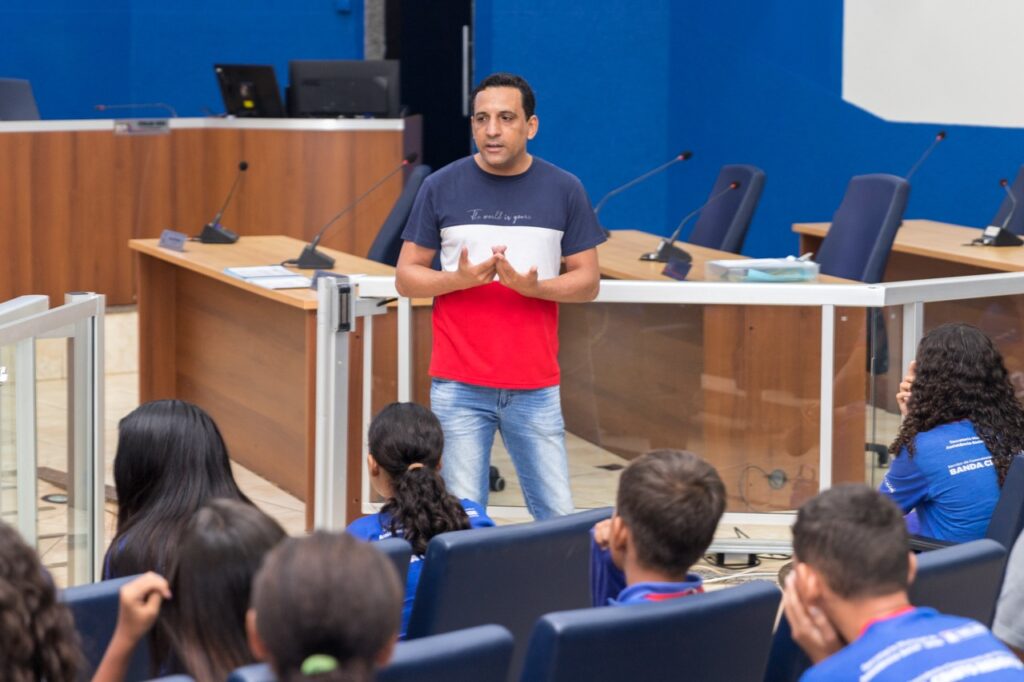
top-left (860, 622), bottom-right (992, 679)
top-left (947, 455), bottom-right (994, 477)
top-left (466, 209), bottom-right (534, 224)
top-left (945, 435), bottom-right (984, 450)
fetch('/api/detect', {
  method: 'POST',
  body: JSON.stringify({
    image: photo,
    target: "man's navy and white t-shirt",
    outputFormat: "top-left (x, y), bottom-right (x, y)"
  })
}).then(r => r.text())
top-left (401, 156), bottom-right (606, 389)
top-left (801, 608), bottom-right (1024, 681)
top-left (879, 420), bottom-right (999, 543)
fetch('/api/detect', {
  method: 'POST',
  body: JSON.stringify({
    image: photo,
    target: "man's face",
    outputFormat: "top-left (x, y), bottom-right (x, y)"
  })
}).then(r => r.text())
top-left (471, 86), bottom-right (538, 175)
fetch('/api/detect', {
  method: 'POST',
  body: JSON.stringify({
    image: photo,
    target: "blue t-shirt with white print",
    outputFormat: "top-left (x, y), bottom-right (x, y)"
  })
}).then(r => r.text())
top-left (880, 420), bottom-right (999, 543)
top-left (346, 498), bottom-right (494, 637)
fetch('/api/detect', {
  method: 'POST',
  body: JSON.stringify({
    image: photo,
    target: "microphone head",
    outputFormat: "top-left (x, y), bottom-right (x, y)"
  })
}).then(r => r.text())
top-left (404, 152), bottom-right (419, 165)
top-left (936, 130), bottom-right (947, 140)
top-left (678, 150), bottom-right (693, 161)
top-left (1001, 178), bottom-right (1010, 188)
top-left (94, 104), bottom-right (106, 111)
top-left (729, 181), bottom-right (741, 189)
top-left (239, 161), bottom-right (249, 172)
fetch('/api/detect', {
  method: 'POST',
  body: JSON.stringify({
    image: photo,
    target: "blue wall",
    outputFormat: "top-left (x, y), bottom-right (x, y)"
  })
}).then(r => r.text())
top-left (0, 0), bottom-right (363, 119)
top-left (477, 0), bottom-right (1024, 256)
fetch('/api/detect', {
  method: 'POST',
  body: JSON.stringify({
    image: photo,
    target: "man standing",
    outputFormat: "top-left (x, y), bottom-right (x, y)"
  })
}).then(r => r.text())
top-left (396, 72), bottom-right (605, 519)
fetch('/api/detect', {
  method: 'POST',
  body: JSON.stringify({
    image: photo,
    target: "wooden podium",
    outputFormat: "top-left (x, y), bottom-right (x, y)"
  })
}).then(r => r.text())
top-left (0, 117), bottom-right (420, 306)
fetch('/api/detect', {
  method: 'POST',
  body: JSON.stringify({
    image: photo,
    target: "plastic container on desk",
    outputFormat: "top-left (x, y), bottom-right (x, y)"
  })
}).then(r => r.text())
top-left (705, 257), bottom-right (820, 283)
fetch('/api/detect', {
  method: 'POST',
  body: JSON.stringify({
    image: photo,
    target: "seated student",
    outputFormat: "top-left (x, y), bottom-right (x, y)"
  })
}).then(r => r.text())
top-left (347, 402), bottom-right (494, 636)
top-left (590, 449), bottom-right (726, 605)
top-left (247, 531), bottom-right (402, 682)
top-left (784, 484), bottom-right (1024, 680)
top-left (93, 499), bottom-right (286, 682)
top-left (104, 399), bottom-right (253, 579)
top-left (0, 520), bottom-right (82, 682)
top-left (884, 323), bottom-right (1024, 542)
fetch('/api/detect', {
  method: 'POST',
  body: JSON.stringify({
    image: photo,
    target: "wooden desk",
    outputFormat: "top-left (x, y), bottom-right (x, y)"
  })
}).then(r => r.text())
top-left (129, 235), bottom-right (411, 526)
top-left (560, 230), bottom-right (866, 512)
top-left (2, 117), bottom-right (420, 306)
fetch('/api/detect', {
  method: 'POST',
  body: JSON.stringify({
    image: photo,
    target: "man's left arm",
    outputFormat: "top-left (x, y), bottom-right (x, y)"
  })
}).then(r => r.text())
top-left (495, 247), bottom-right (600, 303)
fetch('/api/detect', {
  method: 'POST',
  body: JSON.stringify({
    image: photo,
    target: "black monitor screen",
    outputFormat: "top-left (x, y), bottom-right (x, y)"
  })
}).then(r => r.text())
top-left (214, 64), bottom-right (285, 118)
top-left (287, 60), bottom-right (401, 118)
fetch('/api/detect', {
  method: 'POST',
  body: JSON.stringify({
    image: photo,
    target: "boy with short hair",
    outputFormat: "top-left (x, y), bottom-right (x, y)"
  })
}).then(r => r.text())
top-left (590, 449), bottom-right (726, 605)
top-left (785, 484), bottom-right (1024, 680)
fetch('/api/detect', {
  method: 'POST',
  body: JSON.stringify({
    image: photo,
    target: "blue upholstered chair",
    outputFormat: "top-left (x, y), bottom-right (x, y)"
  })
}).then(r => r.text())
top-left (378, 624), bottom-right (514, 682)
top-left (61, 574), bottom-right (151, 682)
top-left (366, 164), bottom-right (432, 266)
top-left (991, 165), bottom-right (1024, 235)
top-left (764, 539), bottom-right (1010, 682)
top-left (406, 507), bottom-right (612, 678)
top-left (687, 164), bottom-right (766, 253)
top-left (520, 580), bottom-right (780, 682)
top-left (0, 78), bottom-right (40, 120)
top-left (145, 676), bottom-right (195, 681)
top-left (226, 663), bottom-right (275, 682)
top-left (814, 173), bottom-right (910, 283)
top-left (374, 536), bottom-right (413, 587)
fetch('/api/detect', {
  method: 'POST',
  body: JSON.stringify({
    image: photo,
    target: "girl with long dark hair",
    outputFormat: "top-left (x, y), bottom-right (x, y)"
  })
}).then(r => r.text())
top-left (104, 399), bottom-right (252, 579)
top-left (247, 532), bottom-right (402, 682)
top-left (0, 521), bottom-right (82, 682)
top-left (884, 322), bottom-right (1024, 542)
top-left (346, 402), bottom-right (494, 636)
top-left (94, 499), bottom-right (286, 682)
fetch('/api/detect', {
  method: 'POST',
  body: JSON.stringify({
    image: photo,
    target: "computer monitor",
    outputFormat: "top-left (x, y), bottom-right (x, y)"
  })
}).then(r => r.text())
top-left (214, 64), bottom-right (285, 118)
top-left (287, 60), bottom-right (401, 118)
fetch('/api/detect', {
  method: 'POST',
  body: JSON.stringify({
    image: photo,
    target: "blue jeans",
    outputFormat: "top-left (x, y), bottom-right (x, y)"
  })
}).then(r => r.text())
top-left (430, 379), bottom-right (574, 519)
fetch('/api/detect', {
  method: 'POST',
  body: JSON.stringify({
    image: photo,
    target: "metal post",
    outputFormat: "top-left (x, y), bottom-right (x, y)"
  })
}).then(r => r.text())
top-left (902, 301), bottom-right (924, 376)
top-left (397, 297), bottom-right (412, 402)
top-left (14, 337), bottom-right (37, 546)
top-left (314, 277), bottom-right (351, 530)
top-left (818, 304), bottom-right (835, 492)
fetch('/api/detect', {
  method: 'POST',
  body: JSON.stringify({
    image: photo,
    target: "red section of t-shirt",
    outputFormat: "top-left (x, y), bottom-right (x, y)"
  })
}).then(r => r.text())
top-left (430, 282), bottom-right (559, 389)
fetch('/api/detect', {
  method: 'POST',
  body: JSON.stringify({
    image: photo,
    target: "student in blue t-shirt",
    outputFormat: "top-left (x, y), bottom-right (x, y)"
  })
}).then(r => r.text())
top-left (882, 323), bottom-right (1024, 542)
top-left (346, 402), bottom-right (494, 636)
top-left (784, 484), bottom-right (1024, 681)
top-left (590, 449), bottom-right (726, 606)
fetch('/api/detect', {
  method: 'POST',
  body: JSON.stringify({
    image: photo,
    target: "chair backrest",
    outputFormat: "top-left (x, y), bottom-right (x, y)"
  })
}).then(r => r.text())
top-left (374, 537), bottom-right (413, 587)
top-left (814, 173), bottom-right (910, 283)
top-left (377, 624), bottom-right (514, 682)
top-left (406, 507), bottom-right (612, 678)
top-left (0, 78), bottom-right (41, 120)
top-left (366, 164), bottom-right (432, 265)
top-left (226, 662), bottom-right (275, 682)
top-left (521, 580), bottom-right (780, 682)
top-left (61, 574), bottom-right (151, 682)
top-left (687, 164), bottom-right (766, 253)
top-left (986, 455), bottom-right (1024, 550)
top-left (990, 165), bottom-right (1024, 235)
top-left (911, 539), bottom-right (1007, 626)
top-left (145, 676), bottom-right (196, 681)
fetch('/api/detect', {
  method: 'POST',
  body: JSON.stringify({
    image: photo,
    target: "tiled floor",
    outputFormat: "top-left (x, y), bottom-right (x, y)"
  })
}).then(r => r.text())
top-left (11, 307), bottom-right (899, 589)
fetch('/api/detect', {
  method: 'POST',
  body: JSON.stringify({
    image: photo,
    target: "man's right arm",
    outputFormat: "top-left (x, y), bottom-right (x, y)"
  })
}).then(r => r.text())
top-left (395, 241), bottom-right (501, 298)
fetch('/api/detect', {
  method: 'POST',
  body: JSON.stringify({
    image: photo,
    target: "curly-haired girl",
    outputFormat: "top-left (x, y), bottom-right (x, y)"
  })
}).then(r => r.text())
top-left (0, 521), bottom-right (82, 682)
top-left (346, 402), bottom-right (494, 636)
top-left (885, 322), bottom-right (1024, 542)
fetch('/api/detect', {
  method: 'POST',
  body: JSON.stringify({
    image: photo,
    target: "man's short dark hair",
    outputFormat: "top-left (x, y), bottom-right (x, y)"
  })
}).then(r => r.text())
top-left (617, 450), bottom-right (726, 576)
top-left (793, 484), bottom-right (910, 599)
top-left (471, 72), bottom-right (536, 119)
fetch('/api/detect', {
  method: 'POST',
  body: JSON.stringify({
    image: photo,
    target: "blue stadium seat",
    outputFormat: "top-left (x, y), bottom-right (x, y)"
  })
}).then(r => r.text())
top-left (406, 507), bottom-right (612, 678)
top-left (520, 580), bottom-right (781, 682)
top-left (377, 624), bottom-right (514, 682)
top-left (764, 539), bottom-right (1009, 682)
top-left (0, 78), bottom-right (40, 120)
top-left (687, 164), bottom-right (766, 254)
top-left (61, 574), bottom-right (151, 681)
top-left (226, 663), bottom-right (275, 682)
top-left (814, 173), bottom-right (910, 283)
top-left (374, 536), bottom-right (413, 587)
top-left (366, 164), bottom-right (432, 266)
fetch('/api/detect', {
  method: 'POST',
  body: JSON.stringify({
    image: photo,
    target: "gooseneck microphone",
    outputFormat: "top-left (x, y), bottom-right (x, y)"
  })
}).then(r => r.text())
top-left (640, 181), bottom-right (741, 263)
top-left (972, 178), bottom-right (1024, 247)
top-left (199, 161), bottom-right (249, 244)
top-left (94, 102), bottom-right (179, 118)
top-left (594, 150), bottom-right (694, 237)
top-left (288, 153), bottom-right (419, 269)
top-left (1000, 178), bottom-right (1018, 230)
top-left (905, 130), bottom-right (946, 181)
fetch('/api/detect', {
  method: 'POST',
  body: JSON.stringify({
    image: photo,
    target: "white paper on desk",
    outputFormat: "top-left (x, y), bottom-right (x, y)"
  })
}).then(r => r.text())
top-left (225, 265), bottom-right (295, 278)
top-left (249, 275), bottom-right (313, 290)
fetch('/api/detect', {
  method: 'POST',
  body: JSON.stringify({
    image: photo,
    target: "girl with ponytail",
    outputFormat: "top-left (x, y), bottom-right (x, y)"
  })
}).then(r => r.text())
top-left (347, 402), bottom-right (494, 636)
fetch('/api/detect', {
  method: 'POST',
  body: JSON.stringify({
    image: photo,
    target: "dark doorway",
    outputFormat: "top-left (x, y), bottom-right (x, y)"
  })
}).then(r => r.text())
top-left (386, 0), bottom-right (473, 170)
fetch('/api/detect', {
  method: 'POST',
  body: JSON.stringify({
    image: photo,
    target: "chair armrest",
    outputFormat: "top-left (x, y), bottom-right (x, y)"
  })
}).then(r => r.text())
top-left (909, 535), bottom-right (956, 553)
